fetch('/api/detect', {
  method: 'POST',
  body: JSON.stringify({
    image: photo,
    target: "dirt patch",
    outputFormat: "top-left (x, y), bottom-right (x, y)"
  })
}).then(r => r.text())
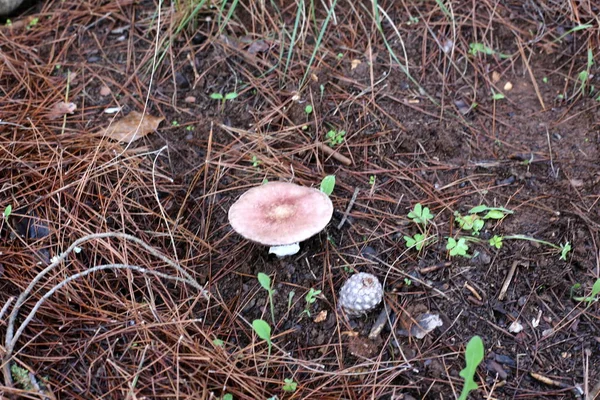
top-left (1, 0), bottom-right (599, 399)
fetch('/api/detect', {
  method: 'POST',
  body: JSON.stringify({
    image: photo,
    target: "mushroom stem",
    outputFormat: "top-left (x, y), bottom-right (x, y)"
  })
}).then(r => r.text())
top-left (269, 243), bottom-right (300, 257)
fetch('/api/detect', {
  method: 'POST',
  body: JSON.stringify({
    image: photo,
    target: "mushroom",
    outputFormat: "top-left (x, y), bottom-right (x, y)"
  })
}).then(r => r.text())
top-left (228, 181), bottom-right (334, 256)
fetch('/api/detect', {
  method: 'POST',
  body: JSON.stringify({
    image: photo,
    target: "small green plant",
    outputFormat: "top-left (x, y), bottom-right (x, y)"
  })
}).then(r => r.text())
top-left (186, 125), bottom-right (194, 131)
top-left (408, 203), bottom-right (434, 226)
top-left (455, 205), bottom-right (512, 235)
top-left (27, 17), bottom-right (39, 30)
top-left (221, 394), bottom-right (233, 400)
top-left (573, 279), bottom-right (600, 304)
top-left (282, 378), bottom-right (298, 393)
top-left (320, 175), bottom-right (335, 196)
top-left (3, 204), bottom-right (11, 218)
top-left (404, 277), bottom-right (412, 286)
top-left (257, 273), bottom-right (275, 324)
top-left (212, 338), bottom-right (224, 347)
top-left (369, 175), bottom-right (376, 185)
top-left (210, 91), bottom-right (238, 112)
top-left (458, 336), bottom-right (485, 400)
top-left (287, 290), bottom-right (295, 312)
top-left (491, 92), bottom-right (505, 100)
top-left (304, 104), bottom-right (313, 115)
top-left (487, 234), bottom-right (571, 260)
top-left (302, 288), bottom-right (321, 317)
top-left (326, 129), bottom-right (346, 146)
top-left (468, 42), bottom-right (510, 59)
top-left (11, 364), bottom-right (33, 390)
top-left (251, 155), bottom-right (261, 168)
top-left (252, 319), bottom-right (272, 356)
top-left (543, 76), bottom-right (549, 84)
top-left (447, 237), bottom-right (470, 257)
top-left (404, 233), bottom-right (428, 251)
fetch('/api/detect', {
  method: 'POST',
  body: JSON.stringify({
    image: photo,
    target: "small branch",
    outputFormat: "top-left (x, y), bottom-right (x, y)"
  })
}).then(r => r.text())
top-left (316, 142), bottom-right (352, 166)
top-left (337, 188), bottom-right (360, 229)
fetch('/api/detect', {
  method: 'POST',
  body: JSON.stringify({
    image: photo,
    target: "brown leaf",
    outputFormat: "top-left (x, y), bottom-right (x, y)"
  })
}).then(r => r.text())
top-left (313, 310), bottom-right (327, 323)
top-left (103, 111), bottom-right (163, 143)
top-left (247, 40), bottom-right (270, 55)
top-left (48, 101), bottom-right (77, 120)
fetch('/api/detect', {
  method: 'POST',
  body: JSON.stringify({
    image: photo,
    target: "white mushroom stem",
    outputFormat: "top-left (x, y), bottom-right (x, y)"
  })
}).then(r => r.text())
top-left (269, 242), bottom-right (300, 257)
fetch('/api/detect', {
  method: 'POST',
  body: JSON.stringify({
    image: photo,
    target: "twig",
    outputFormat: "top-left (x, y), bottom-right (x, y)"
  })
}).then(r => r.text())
top-left (316, 142), bottom-right (352, 166)
top-left (498, 260), bottom-right (521, 300)
top-left (337, 188), bottom-right (360, 229)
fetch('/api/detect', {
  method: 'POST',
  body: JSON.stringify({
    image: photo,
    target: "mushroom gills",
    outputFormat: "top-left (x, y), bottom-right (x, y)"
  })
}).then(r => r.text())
top-left (269, 242), bottom-right (300, 257)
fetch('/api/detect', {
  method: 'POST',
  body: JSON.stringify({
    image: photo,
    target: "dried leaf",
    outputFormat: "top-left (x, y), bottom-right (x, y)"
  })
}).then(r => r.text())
top-left (313, 310), bottom-right (327, 323)
top-left (48, 101), bottom-right (76, 120)
top-left (104, 111), bottom-right (163, 143)
top-left (247, 40), bottom-right (270, 54)
top-left (351, 59), bottom-right (362, 70)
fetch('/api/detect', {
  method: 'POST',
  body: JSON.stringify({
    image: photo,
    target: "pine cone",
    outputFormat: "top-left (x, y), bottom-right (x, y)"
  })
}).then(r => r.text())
top-left (338, 272), bottom-right (383, 316)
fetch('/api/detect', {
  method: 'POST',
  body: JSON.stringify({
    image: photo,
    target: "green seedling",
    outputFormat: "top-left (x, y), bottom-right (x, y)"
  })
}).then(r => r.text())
top-left (221, 394), bottom-right (233, 400)
top-left (212, 338), bottom-right (224, 347)
top-left (252, 319), bottom-right (272, 356)
top-left (251, 155), bottom-right (261, 168)
top-left (404, 233), bottom-right (428, 251)
top-left (326, 129), bottom-right (346, 146)
top-left (553, 23), bottom-right (593, 43)
top-left (304, 104), bottom-right (313, 115)
top-left (543, 77), bottom-right (549, 84)
top-left (302, 288), bottom-right (321, 317)
top-left (282, 378), bottom-right (298, 393)
top-left (369, 175), bottom-right (376, 185)
top-left (488, 234), bottom-right (571, 260)
top-left (458, 336), bottom-right (484, 400)
top-left (491, 92), bottom-right (505, 100)
top-left (257, 273), bottom-right (275, 324)
top-left (404, 278), bottom-right (412, 286)
top-left (447, 237), bottom-right (470, 257)
top-left (11, 364), bottom-right (33, 390)
top-left (408, 203), bottom-right (434, 227)
top-left (3, 205), bottom-right (11, 218)
top-left (573, 279), bottom-right (600, 304)
top-left (455, 213), bottom-right (485, 234)
top-left (210, 91), bottom-right (238, 112)
top-left (186, 125), bottom-right (194, 131)
top-left (171, 120), bottom-right (180, 126)
top-left (570, 283), bottom-right (582, 299)
top-left (320, 175), bottom-right (335, 196)
top-left (287, 290), bottom-right (295, 313)
top-left (27, 17), bottom-right (39, 30)
top-left (575, 48), bottom-right (594, 96)
top-left (456, 205), bottom-right (512, 235)
top-left (468, 42), bottom-right (510, 59)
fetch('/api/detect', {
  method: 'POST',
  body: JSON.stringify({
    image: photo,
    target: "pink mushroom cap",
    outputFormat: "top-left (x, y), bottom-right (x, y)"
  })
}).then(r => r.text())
top-left (228, 181), bottom-right (334, 246)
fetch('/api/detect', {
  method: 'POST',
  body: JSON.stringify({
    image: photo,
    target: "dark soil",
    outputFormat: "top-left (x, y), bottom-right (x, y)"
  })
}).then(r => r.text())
top-left (1, 0), bottom-right (599, 399)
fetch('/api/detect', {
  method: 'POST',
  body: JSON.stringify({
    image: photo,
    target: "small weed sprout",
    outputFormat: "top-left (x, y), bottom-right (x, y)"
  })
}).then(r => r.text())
top-left (221, 394), bottom-right (233, 400)
top-left (304, 104), bottom-right (313, 115)
top-left (320, 175), bottom-right (335, 196)
top-left (491, 92), bottom-right (505, 100)
top-left (447, 237), bottom-right (470, 257)
top-left (404, 203), bottom-right (435, 251)
top-left (210, 91), bottom-right (238, 112)
top-left (404, 277), bottom-right (412, 286)
top-left (369, 175), bottom-right (376, 185)
top-left (257, 273), bottom-right (275, 323)
top-left (468, 42), bottom-right (510, 59)
top-left (251, 155), bottom-right (261, 168)
top-left (252, 319), bottom-right (272, 356)
top-left (3, 204), bottom-right (11, 218)
top-left (573, 279), bottom-right (600, 304)
top-left (458, 336), bottom-right (485, 400)
top-left (11, 364), bottom-right (33, 390)
top-left (287, 290), bottom-right (295, 313)
top-left (408, 203), bottom-right (434, 226)
top-left (282, 378), bottom-right (298, 393)
top-left (404, 233), bottom-right (428, 251)
top-left (302, 288), bottom-right (321, 317)
top-left (212, 338), bottom-right (224, 347)
top-left (326, 129), bottom-right (346, 146)
top-left (171, 120), bottom-right (180, 126)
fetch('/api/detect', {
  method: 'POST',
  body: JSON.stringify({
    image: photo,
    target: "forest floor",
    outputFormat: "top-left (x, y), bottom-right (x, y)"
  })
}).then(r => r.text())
top-left (1, 0), bottom-right (599, 399)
